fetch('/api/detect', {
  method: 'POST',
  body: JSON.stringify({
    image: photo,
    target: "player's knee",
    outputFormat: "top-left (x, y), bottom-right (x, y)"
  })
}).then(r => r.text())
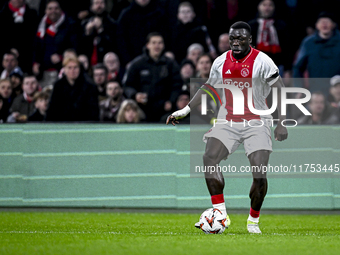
top-left (203, 152), bottom-right (221, 165)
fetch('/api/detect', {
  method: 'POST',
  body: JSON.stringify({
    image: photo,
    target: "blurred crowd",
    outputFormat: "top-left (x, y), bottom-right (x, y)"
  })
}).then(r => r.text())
top-left (0, 0), bottom-right (340, 124)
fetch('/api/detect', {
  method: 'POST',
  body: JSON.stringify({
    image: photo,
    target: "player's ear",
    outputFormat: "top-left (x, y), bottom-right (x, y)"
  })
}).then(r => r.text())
top-left (249, 35), bottom-right (252, 44)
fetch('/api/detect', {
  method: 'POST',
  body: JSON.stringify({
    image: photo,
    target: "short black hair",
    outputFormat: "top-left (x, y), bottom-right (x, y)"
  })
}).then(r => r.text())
top-left (230, 21), bottom-right (251, 34)
top-left (107, 79), bottom-right (122, 87)
top-left (92, 63), bottom-right (108, 74)
top-left (146, 32), bottom-right (163, 44)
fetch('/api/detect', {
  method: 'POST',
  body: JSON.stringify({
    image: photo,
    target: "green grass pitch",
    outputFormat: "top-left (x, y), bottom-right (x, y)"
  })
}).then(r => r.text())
top-left (1, 211), bottom-right (339, 255)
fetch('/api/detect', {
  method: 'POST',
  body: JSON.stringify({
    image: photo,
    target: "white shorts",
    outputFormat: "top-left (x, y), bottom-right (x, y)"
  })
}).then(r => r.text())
top-left (203, 119), bottom-right (272, 158)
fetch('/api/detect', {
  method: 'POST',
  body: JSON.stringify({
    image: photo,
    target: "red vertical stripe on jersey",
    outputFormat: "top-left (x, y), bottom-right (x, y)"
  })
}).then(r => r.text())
top-left (222, 47), bottom-right (261, 121)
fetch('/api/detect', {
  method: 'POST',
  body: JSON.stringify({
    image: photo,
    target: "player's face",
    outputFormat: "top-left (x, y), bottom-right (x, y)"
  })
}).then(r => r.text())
top-left (229, 28), bottom-right (251, 59)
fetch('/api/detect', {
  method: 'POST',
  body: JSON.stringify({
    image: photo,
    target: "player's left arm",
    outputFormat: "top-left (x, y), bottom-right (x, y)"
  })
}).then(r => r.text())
top-left (270, 76), bottom-right (288, 141)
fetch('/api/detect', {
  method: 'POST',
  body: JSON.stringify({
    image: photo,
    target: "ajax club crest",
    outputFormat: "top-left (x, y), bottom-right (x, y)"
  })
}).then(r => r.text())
top-left (241, 67), bottom-right (249, 77)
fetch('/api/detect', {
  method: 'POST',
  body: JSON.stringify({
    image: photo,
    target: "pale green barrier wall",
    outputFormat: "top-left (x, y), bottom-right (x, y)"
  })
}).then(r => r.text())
top-left (0, 124), bottom-right (339, 209)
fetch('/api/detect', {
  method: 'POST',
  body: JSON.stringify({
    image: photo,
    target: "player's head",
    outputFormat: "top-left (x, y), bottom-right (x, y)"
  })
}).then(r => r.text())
top-left (229, 21), bottom-right (252, 58)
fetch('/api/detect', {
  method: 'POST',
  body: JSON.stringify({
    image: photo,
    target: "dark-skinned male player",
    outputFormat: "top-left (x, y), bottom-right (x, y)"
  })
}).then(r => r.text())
top-left (166, 21), bottom-right (288, 234)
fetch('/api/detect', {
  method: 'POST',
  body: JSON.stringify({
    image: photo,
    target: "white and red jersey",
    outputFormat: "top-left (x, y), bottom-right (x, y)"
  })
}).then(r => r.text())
top-left (206, 47), bottom-right (279, 121)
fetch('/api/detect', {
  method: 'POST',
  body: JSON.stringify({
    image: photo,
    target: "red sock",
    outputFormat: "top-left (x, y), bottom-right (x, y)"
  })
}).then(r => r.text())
top-left (249, 208), bottom-right (260, 218)
top-left (211, 194), bottom-right (224, 204)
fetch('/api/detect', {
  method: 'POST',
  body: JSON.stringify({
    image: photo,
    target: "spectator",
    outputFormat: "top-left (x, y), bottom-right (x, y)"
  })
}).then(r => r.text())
top-left (57, 48), bottom-right (78, 79)
top-left (9, 67), bottom-right (24, 99)
top-left (39, 0), bottom-right (91, 21)
top-left (103, 52), bottom-right (123, 82)
top-left (328, 75), bottom-right (340, 120)
top-left (170, 1), bottom-right (216, 65)
top-left (0, 78), bottom-right (13, 122)
top-left (0, 0), bottom-right (38, 72)
top-left (99, 80), bottom-right (126, 122)
top-left (78, 54), bottom-right (90, 74)
top-left (92, 63), bottom-right (108, 100)
top-left (117, 0), bottom-right (169, 66)
top-left (28, 91), bottom-right (50, 121)
top-left (217, 33), bottom-right (230, 55)
top-left (160, 90), bottom-right (190, 124)
top-left (116, 99), bottom-right (145, 123)
top-left (186, 43), bottom-right (204, 66)
top-left (196, 54), bottom-right (212, 79)
top-left (46, 57), bottom-right (99, 121)
top-left (7, 74), bottom-right (39, 123)
top-left (180, 59), bottom-right (195, 89)
top-left (110, 0), bottom-right (132, 21)
top-left (293, 12), bottom-right (340, 97)
top-left (249, 0), bottom-right (290, 75)
top-left (1, 52), bottom-right (21, 79)
top-left (124, 32), bottom-right (182, 122)
top-left (33, 0), bottom-right (78, 87)
top-left (297, 91), bottom-right (339, 125)
top-left (80, 0), bottom-right (117, 67)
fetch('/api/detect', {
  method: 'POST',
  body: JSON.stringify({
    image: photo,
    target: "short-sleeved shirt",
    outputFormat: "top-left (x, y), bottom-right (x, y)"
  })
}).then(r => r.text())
top-left (207, 47), bottom-right (279, 121)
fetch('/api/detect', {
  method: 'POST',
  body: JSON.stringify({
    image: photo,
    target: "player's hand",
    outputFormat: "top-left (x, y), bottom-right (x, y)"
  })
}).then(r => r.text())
top-left (166, 105), bottom-right (191, 126)
top-left (274, 122), bottom-right (288, 141)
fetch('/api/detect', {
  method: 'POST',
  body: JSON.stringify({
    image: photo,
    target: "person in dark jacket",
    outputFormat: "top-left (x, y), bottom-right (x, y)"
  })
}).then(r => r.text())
top-left (117, 0), bottom-right (169, 66)
top-left (293, 11), bottom-right (340, 97)
top-left (46, 57), bottom-right (99, 121)
top-left (248, 0), bottom-right (290, 75)
top-left (28, 91), bottom-right (49, 121)
top-left (170, 1), bottom-right (216, 65)
top-left (32, 0), bottom-right (78, 87)
top-left (123, 32), bottom-right (182, 122)
top-left (80, 0), bottom-right (117, 67)
top-left (0, 0), bottom-right (38, 73)
top-left (7, 74), bottom-right (39, 122)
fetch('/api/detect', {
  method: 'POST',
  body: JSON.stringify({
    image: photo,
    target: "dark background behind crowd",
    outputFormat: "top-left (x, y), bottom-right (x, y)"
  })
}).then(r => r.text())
top-left (1, 0), bottom-right (340, 125)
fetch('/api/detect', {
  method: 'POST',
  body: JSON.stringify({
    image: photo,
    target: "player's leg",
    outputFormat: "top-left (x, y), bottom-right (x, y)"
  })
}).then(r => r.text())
top-left (203, 137), bottom-right (229, 196)
top-left (203, 137), bottom-right (231, 227)
top-left (247, 150), bottom-right (270, 233)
